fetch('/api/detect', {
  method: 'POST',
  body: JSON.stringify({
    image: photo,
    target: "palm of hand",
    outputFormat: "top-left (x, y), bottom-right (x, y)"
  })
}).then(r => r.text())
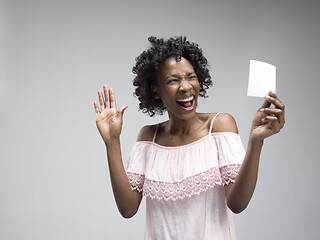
top-left (94, 85), bottom-right (128, 143)
top-left (96, 108), bottom-right (121, 139)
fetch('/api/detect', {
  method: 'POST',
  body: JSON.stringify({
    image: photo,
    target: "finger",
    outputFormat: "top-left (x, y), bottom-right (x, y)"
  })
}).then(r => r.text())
top-left (264, 95), bottom-right (285, 111)
top-left (103, 85), bottom-right (110, 109)
top-left (265, 115), bottom-right (278, 121)
top-left (261, 115), bottom-right (277, 123)
top-left (265, 92), bottom-right (285, 126)
top-left (263, 116), bottom-right (279, 134)
top-left (109, 88), bottom-right (117, 109)
top-left (98, 90), bottom-right (105, 111)
top-left (259, 108), bottom-right (283, 116)
top-left (266, 115), bottom-right (281, 133)
top-left (269, 90), bottom-right (277, 98)
top-left (94, 101), bottom-right (100, 114)
top-left (263, 110), bottom-right (283, 127)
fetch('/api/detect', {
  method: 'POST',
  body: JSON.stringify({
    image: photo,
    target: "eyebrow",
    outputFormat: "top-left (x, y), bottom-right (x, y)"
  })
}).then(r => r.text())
top-left (165, 72), bottom-right (195, 80)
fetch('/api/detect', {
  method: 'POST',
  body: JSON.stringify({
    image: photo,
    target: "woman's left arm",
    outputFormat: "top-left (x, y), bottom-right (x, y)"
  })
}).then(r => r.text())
top-left (225, 91), bottom-right (285, 214)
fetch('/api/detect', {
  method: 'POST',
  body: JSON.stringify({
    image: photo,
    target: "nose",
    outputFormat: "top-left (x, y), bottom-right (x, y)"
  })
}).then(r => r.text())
top-left (179, 78), bottom-right (192, 92)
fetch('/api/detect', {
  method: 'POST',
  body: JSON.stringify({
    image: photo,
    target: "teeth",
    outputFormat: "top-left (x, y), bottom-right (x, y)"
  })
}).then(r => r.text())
top-left (177, 96), bottom-right (194, 102)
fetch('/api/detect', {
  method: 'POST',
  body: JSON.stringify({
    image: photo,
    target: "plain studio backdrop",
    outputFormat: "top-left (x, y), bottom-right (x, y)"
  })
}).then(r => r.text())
top-left (1, 0), bottom-right (319, 239)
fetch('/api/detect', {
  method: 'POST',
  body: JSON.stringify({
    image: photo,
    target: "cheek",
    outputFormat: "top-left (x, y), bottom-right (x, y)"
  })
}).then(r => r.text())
top-left (162, 85), bottom-right (179, 95)
top-left (194, 81), bottom-right (200, 92)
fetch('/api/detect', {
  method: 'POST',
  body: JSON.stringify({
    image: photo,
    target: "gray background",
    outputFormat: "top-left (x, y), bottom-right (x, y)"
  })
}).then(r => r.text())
top-left (1, 0), bottom-right (319, 239)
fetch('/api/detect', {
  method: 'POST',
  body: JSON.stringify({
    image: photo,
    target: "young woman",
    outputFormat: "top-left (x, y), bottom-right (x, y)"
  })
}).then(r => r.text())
top-left (94, 36), bottom-right (285, 239)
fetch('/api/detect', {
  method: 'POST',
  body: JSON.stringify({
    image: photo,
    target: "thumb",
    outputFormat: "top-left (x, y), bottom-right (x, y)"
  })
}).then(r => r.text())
top-left (260, 91), bottom-right (274, 110)
top-left (118, 105), bottom-right (128, 119)
top-left (260, 98), bottom-right (271, 110)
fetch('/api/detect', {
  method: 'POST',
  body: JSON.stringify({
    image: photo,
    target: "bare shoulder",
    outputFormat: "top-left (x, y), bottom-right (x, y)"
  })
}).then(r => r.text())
top-left (211, 112), bottom-right (239, 133)
top-left (136, 124), bottom-right (158, 142)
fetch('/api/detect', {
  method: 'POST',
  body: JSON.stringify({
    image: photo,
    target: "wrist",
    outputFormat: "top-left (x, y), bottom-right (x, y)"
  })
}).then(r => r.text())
top-left (248, 135), bottom-right (264, 148)
top-left (104, 137), bottom-right (121, 148)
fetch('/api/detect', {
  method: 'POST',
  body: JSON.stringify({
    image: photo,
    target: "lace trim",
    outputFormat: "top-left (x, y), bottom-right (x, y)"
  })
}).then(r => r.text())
top-left (220, 164), bottom-right (241, 185)
top-left (127, 172), bottom-right (145, 192)
top-left (127, 164), bottom-right (241, 201)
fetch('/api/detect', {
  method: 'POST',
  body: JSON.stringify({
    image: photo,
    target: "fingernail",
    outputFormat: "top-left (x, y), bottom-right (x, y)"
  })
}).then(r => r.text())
top-left (259, 108), bottom-right (264, 112)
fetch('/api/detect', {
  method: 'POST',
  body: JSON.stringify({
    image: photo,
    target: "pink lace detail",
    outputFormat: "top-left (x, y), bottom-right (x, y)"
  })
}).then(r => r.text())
top-left (220, 164), bottom-right (241, 185)
top-left (126, 164), bottom-right (240, 201)
top-left (127, 172), bottom-right (145, 192)
top-left (143, 167), bottom-right (222, 201)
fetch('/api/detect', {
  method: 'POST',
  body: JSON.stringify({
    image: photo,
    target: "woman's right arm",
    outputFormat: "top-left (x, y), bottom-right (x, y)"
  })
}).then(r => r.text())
top-left (94, 85), bottom-right (142, 218)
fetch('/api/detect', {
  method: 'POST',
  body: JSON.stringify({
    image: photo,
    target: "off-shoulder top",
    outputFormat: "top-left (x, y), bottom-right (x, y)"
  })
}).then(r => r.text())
top-left (126, 113), bottom-right (246, 240)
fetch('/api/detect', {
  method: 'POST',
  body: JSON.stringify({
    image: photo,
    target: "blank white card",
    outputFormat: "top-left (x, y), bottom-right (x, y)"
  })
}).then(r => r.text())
top-left (247, 60), bottom-right (276, 98)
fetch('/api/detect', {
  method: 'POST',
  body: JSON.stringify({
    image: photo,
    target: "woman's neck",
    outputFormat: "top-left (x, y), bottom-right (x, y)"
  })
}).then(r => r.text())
top-left (165, 112), bottom-right (201, 136)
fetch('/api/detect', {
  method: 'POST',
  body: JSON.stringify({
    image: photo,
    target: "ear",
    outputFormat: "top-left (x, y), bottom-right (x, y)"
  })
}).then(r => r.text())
top-left (151, 85), bottom-right (160, 99)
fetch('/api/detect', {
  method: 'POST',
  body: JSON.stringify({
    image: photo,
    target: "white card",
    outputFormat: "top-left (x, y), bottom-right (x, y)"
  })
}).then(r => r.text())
top-left (247, 60), bottom-right (276, 98)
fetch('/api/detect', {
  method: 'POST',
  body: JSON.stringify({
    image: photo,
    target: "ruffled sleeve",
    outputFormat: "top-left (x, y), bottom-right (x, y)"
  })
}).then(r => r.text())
top-left (213, 132), bottom-right (246, 185)
top-left (126, 142), bottom-right (151, 192)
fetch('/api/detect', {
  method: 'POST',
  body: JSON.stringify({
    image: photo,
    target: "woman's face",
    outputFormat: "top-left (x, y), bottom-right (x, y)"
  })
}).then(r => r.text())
top-left (153, 56), bottom-right (200, 120)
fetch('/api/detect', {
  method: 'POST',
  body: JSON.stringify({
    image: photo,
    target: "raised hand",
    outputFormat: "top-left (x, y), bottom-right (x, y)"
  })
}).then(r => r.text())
top-left (250, 91), bottom-right (285, 142)
top-left (94, 85), bottom-right (128, 143)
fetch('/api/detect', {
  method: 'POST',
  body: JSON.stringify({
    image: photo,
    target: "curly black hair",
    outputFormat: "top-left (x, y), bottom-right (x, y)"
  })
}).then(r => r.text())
top-left (132, 36), bottom-right (212, 117)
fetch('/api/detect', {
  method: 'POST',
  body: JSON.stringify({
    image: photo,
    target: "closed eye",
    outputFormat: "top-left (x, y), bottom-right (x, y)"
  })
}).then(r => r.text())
top-left (188, 75), bottom-right (197, 80)
top-left (167, 79), bottom-right (179, 84)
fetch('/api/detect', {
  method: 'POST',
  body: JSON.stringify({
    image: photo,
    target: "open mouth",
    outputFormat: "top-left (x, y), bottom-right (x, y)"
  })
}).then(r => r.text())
top-left (176, 95), bottom-right (195, 111)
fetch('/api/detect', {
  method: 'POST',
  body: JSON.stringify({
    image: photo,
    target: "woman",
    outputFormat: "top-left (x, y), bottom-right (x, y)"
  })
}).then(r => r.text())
top-left (94, 36), bottom-right (285, 239)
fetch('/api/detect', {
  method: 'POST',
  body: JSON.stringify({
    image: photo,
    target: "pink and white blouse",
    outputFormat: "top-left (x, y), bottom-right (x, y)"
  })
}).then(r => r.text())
top-left (126, 113), bottom-right (246, 240)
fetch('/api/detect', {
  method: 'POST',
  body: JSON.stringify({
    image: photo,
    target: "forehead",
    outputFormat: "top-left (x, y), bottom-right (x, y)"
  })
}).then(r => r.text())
top-left (158, 57), bottom-right (195, 77)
